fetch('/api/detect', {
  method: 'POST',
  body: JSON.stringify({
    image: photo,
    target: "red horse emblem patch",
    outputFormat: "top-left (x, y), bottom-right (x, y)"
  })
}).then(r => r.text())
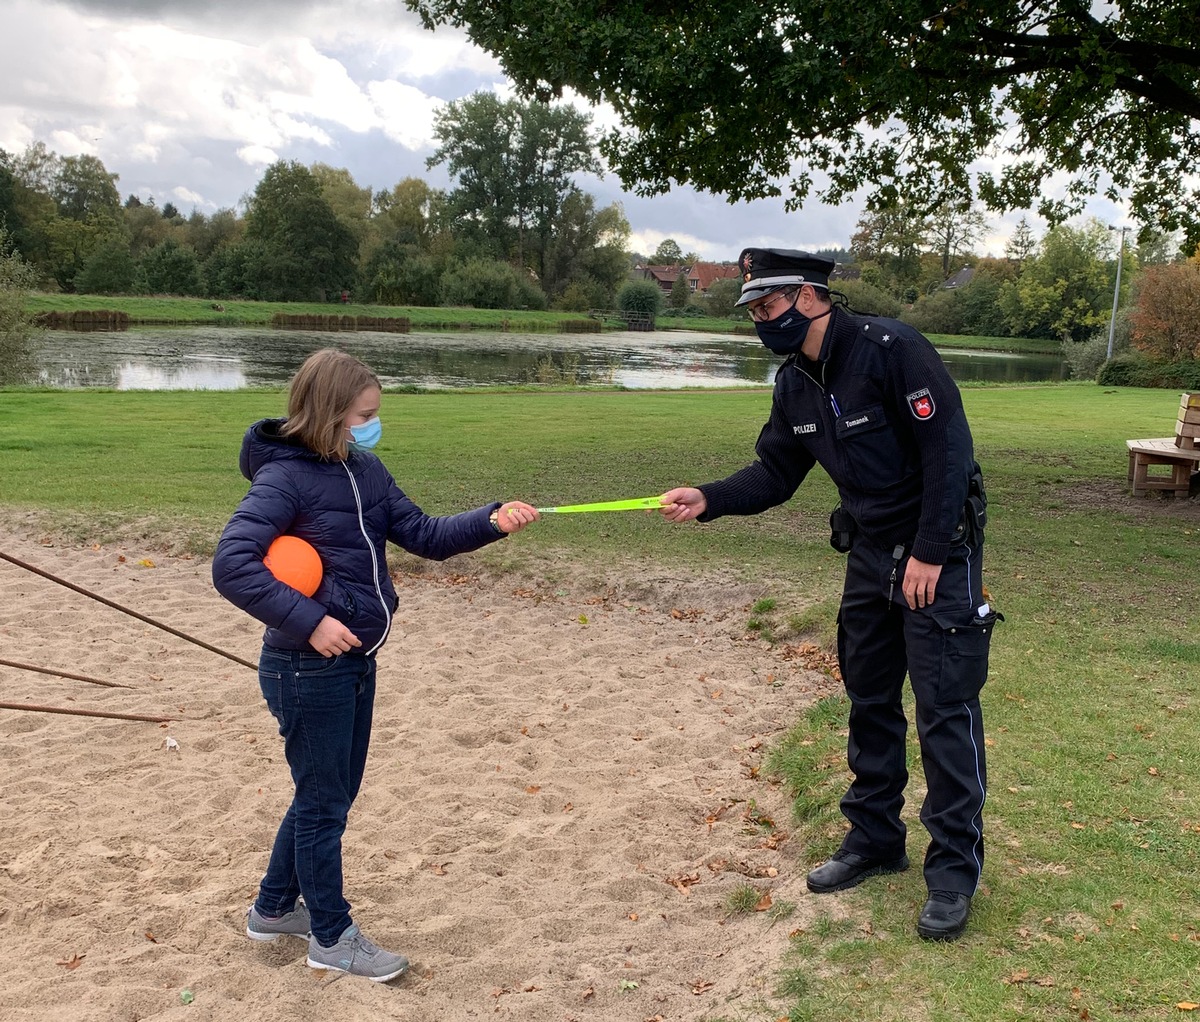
top-left (907, 388), bottom-right (936, 420)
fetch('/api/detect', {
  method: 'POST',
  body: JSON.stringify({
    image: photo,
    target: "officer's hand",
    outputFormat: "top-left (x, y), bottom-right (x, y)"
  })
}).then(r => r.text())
top-left (658, 487), bottom-right (706, 523)
top-left (902, 557), bottom-right (942, 609)
top-left (308, 615), bottom-right (362, 657)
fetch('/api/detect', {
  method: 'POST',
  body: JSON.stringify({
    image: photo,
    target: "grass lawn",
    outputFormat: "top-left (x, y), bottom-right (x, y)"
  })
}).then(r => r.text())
top-left (0, 381), bottom-right (1195, 1020)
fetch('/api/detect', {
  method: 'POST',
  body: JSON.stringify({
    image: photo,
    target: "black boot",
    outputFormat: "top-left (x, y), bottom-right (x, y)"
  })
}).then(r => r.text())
top-left (806, 850), bottom-right (909, 894)
top-left (917, 890), bottom-right (972, 941)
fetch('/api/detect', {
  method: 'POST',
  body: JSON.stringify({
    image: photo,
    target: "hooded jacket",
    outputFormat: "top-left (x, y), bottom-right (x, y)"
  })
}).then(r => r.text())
top-left (212, 418), bottom-right (502, 654)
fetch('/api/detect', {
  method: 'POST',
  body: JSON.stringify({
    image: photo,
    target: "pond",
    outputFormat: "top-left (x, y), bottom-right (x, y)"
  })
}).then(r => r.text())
top-left (30, 327), bottom-right (1066, 390)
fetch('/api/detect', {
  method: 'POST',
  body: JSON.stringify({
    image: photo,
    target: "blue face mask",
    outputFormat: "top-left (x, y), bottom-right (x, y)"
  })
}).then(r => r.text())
top-left (348, 416), bottom-right (382, 451)
top-left (755, 304), bottom-right (832, 356)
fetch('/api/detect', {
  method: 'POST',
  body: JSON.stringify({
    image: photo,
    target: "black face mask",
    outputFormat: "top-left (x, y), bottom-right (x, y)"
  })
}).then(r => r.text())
top-left (754, 301), bottom-right (832, 355)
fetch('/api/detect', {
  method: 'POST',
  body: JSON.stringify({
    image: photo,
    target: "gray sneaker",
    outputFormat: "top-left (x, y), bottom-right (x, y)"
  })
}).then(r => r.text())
top-left (246, 900), bottom-right (312, 942)
top-left (307, 925), bottom-right (409, 983)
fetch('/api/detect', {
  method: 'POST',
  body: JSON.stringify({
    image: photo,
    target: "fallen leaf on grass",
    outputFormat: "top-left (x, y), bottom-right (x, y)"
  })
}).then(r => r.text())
top-left (138, 558), bottom-right (156, 568)
top-left (57, 953), bottom-right (85, 970)
top-left (754, 892), bottom-right (773, 912)
top-left (525, 785), bottom-right (541, 794)
top-left (430, 862), bottom-right (449, 876)
top-left (582, 986), bottom-right (595, 1001)
top-left (144, 932), bottom-right (157, 943)
top-left (1177, 1002), bottom-right (1199, 1011)
top-left (691, 979), bottom-right (715, 995)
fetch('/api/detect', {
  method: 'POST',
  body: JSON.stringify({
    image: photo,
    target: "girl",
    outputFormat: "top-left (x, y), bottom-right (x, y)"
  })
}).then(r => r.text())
top-left (212, 348), bottom-right (538, 982)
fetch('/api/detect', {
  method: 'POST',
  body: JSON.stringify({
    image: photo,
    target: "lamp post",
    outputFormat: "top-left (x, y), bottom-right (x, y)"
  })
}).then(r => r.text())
top-left (1106, 225), bottom-right (1129, 361)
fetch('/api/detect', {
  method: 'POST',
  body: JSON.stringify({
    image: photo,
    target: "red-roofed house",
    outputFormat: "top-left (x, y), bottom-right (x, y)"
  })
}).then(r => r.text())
top-left (636, 262), bottom-right (740, 296)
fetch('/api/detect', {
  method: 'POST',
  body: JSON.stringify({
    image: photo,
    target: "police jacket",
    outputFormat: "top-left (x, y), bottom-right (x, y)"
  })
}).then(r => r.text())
top-left (698, 307), bottom-right (979, 565)
top-left (212, 418), bottom-right (502, 655)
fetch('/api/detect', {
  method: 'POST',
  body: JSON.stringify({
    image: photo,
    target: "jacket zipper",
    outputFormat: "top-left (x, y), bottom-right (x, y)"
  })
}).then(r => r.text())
top-left (342, 461), bottom-right (391, 656)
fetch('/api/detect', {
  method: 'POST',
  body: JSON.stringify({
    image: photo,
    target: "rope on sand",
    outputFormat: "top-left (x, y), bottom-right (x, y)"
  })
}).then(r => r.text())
top-left (0, 549), bottom-right (256, 670)
top-left (0, 657), bottom-right (134, 689)
top-left (0, 701), bottom-right (177, 724)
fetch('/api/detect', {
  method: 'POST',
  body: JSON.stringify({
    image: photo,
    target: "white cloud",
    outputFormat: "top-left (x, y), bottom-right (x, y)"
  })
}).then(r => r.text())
top-left (237, 144), bottom-right (278, 167)
top-left (367, 81), bottom-right (440, 150)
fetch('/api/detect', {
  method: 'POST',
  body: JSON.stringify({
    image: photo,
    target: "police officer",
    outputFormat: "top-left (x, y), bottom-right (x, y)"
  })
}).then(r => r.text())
top-left (659, 248), bottom-right (997, 941)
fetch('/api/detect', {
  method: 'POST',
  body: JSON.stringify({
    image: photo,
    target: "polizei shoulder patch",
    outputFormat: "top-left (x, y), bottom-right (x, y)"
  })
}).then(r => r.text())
top-left (906, 388), bottom-right (936, 420)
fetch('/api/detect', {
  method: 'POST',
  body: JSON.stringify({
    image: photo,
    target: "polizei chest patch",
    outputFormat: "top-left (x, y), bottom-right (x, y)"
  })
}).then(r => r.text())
top-left (906, 388), bottom-right (936, 420)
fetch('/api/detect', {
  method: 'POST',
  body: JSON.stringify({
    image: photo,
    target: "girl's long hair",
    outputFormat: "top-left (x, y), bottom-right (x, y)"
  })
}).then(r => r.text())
top-left (282, 348), bottom-right (380, 460)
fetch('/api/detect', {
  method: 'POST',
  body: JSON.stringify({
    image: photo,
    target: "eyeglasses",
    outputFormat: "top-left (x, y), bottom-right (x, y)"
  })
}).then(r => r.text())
top-left (747, 288), bottom-right (800, 322)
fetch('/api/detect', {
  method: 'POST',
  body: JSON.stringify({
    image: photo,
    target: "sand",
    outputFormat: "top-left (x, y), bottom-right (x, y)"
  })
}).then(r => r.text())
top-left (0, 529), bottom-right (842, 1022)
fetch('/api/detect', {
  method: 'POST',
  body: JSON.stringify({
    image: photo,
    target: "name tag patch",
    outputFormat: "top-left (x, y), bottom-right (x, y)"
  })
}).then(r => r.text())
top-left (906, 388), bottom-right (936, 420)
top-left (836, 406), bottom-right (884, 436)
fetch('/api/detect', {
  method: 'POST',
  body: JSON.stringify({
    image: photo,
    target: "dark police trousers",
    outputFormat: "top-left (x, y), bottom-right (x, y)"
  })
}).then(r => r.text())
top-left (836, 533), bottom-right (993, 895)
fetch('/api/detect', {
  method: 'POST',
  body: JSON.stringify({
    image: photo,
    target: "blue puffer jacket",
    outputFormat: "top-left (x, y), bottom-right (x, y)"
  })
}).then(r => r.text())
top-left (212, 418), bottom-right (503, 654)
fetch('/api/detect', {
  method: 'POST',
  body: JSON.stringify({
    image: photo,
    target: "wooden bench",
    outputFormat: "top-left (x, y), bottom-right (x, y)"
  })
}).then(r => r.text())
top-left (1126, 393), bottom-right (1200, 497)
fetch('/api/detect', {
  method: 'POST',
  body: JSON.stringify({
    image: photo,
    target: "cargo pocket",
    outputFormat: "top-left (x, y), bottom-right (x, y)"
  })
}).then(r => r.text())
top-left (932, 610), bottom-right (997, 705)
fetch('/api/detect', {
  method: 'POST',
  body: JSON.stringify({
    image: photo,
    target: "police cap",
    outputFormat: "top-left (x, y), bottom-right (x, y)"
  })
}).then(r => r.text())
top-left (734, 248), bottom-right (835, 307)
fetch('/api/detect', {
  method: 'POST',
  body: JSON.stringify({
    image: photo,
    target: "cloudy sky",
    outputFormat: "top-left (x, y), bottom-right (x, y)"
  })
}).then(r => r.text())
top-left (0, 0), bottom-right (1122, 262)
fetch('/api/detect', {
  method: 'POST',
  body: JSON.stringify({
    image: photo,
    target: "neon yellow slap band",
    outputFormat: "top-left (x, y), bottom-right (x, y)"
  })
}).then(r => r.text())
top-left (537, 496), bottom-right (665, 513)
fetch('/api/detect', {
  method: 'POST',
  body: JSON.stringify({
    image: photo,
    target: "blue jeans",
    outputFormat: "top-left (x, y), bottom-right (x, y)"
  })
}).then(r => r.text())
top-left (254, 645), bottom-right (376, 945)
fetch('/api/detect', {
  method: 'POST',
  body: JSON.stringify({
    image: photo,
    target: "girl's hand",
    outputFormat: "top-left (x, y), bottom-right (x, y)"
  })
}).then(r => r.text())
top-left (496, 501), bottom-right (540, 534)
top-left (308, 615), bottom-right (362, 657)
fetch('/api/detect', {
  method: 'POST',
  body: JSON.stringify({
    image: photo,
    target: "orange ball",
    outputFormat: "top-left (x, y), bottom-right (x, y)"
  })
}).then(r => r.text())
top-left (263, 535), bottom-right (323, 597)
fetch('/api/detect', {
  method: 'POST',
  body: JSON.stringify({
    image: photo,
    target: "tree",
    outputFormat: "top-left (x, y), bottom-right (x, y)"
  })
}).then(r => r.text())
top-left (407, 1), bottom-right (1200, 244)
top-left (137, 238), bottom-right (204, 295)
top-left (703, 277), bottom-right (742, 318)
top-left (851, 202), bottom-right (930, 295)
top-left (1005, 217), bottom-right (1038, 268)
top-left (651, 238), bottom-right (683, 265)
top-left (428, 92), bottom-right (600, 283)
top-left (0, 226), bottom-right (40, 385)
top-left (76, 238), bottom-right (136, 294)
top-left (669, 272), bottom-right (691, 309)
top-left (243, 161), bottom-right (359, 301)
top-left (927, 199), bottom-right (987, 278)
top-left (998, 219), bottom-right (1125, 340)
top-left (311, 163), bottom-right (374, 253)
top-left (541, 193), bottom-right (631, 303)
top-left (373, 177), bottom-right (437, 249)
top-left (1127, 258), bottom-right (1200, 359)
top-left (54, 155), bottom-right (122, 222)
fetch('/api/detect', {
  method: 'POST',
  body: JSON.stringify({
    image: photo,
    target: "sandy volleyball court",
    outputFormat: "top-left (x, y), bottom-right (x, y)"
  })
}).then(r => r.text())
top-left (0, 528), bottom-right (840, 1022)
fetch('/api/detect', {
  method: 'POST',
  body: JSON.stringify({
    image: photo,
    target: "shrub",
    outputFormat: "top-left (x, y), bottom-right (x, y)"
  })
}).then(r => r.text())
top-left (1097, 354), bottom-right (1200, 389)
top-left (439, 258), bottom-right (546, 310)
top-left (1064, 310), bottom-right (1132, 381)
top-left (903, 289), bottom-right (964, 335)
top-left (832, 279), bottom-right (902, 318)
top-left (616, 280), bottom-right (663, 320)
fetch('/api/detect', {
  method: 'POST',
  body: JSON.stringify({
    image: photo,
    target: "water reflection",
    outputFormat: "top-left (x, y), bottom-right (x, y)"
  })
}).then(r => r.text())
top-left (30, 326), bottom-right (1064, 390)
